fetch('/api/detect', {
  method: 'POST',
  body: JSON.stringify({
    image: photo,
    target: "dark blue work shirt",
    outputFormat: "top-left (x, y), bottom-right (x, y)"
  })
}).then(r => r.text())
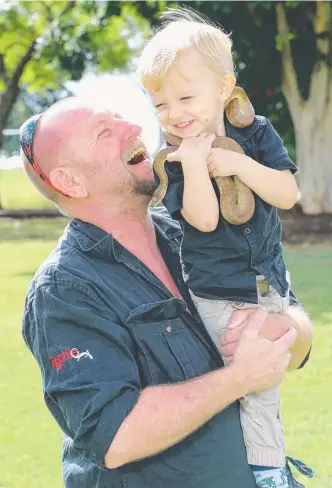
top-left (22, 208), bottom-right (258, 488)
top-left (159, 116), bottom-right (298, 302)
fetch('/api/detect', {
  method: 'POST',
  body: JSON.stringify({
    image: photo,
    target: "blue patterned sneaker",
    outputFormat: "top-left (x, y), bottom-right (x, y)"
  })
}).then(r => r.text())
top-left (253, 467), bottom-right (290, 487)
top-left (252, 457), bottom-right (314, 488)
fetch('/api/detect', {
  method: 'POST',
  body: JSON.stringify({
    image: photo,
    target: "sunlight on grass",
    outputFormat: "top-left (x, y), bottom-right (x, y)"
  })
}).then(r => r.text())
top-left (0, 219), bottom-right (67, 487)
top-left (0, 218), bottom-right (331, 487)
top-left (1, 168), bottom-right (54, 210)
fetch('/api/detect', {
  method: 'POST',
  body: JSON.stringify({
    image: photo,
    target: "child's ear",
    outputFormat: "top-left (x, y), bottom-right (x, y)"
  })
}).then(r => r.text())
top-left (219, 74), bottom-right (236, 102)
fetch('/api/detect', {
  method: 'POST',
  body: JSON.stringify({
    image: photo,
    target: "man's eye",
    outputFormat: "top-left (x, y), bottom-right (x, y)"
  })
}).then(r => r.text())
top-left (99, 129), bottom-right (111, 137)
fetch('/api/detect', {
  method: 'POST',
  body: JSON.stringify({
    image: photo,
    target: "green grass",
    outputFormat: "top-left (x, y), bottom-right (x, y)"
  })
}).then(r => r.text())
top-left (0, 218), bottom-right (331, 487)
top-left (0, 169), bottom-right (54, 209)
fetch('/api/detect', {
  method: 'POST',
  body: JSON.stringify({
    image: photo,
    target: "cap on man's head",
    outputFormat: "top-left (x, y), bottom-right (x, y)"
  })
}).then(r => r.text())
top-left (19, 113), bottom-right (70, 198)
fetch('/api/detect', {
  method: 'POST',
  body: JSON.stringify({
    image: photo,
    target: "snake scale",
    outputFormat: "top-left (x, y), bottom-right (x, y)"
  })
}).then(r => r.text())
top-left (151, 86), bottom-right (256, 225)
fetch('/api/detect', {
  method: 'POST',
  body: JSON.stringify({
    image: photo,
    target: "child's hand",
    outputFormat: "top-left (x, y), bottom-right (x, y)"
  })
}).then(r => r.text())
top-left (207, 148), bottom-right (246, 178)
top-left (167, 132), bottom-right (216, 167)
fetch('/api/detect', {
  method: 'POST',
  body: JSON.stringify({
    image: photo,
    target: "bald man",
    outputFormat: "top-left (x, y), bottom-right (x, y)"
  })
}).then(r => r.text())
top-left (21, 97), bottom-right (313, 488)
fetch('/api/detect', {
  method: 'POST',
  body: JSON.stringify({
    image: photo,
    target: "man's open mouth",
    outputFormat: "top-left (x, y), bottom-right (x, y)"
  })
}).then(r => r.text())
top-left (127, 148), bottom-right (147, 165)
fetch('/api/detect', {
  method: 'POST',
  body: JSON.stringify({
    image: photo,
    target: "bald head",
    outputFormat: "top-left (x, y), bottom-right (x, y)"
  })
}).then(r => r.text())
top-left (33, 97), bottom-right (97, 172)
top-left (20, 97), bottom-right (103, 202)
top-left (20, 96), bottom-right (153, 224)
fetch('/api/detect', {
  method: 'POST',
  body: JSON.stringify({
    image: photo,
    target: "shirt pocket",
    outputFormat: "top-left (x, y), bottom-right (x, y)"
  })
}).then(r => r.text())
top-left (125, 299), bottom-right (203, 386)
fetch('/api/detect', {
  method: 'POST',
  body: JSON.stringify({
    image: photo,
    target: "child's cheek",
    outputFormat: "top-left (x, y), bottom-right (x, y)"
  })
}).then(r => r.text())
top-left (158, 111), bottom-right (168, 128)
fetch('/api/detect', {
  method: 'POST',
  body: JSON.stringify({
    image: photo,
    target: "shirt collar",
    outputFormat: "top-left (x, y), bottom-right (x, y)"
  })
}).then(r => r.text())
top-left (225, 113), bottom-right (262, 143)
top-left (67, 208), bottom-right (182, 260)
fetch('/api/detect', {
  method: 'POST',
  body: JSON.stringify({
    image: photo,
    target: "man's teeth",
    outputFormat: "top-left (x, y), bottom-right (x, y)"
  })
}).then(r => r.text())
top-left (128, 147), bottom-right (144, 161)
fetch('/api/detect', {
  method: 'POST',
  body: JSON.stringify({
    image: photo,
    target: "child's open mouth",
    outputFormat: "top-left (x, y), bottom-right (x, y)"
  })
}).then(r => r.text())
top-left (175, 120), bottom-right (194, 129)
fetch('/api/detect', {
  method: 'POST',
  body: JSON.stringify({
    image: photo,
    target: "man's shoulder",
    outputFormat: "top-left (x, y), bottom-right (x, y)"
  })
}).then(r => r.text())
top-left (25, 222), bottom-right (90, 300)
top-left (150, 206), bottom-right (182, 238)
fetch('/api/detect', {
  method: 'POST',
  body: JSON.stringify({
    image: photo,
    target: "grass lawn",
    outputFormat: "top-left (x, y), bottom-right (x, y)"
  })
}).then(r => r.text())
top-left (0, 169), bottom-right (54, 210)
top-left (0, 217), bottom-right (331, 487)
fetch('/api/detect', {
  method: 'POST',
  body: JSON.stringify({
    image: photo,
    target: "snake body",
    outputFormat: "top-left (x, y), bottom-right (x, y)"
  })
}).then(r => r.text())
top-left (151, 86), bottom-right (256, 225)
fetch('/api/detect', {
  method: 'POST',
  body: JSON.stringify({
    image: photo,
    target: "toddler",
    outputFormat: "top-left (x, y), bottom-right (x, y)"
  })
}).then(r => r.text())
top-left (138, 8), bottom-right (313, 488)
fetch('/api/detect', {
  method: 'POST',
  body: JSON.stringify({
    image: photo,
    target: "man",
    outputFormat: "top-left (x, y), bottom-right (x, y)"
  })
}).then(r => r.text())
top-left (21, 97), bottom-right (312, 488)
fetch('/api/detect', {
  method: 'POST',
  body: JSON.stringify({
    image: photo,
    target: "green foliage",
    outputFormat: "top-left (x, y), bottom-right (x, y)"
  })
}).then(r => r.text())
top-left (0, 1), bottom-right (151, 111)
top-left (133, 1), bottom-right (327, 146)
top-left (0, 168), bottom-right (54, 210)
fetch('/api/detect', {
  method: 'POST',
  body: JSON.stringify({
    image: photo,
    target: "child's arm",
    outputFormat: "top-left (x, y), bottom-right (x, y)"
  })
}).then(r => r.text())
top-left (238, 156), bottom-right (298, 209)
top-left (181, 158), bottom-right (219, 231)
top-left (208, 149), bottom-right (298, 210)
top-left (167, 133), bottom-right (219, 232)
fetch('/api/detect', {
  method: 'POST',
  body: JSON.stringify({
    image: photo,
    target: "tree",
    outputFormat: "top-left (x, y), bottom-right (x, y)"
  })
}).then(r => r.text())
top-left (0, 0), bottom-right (150, 150)
top-left (275, 1), bottom-right (332, 214)
top-left (134, 1), bottom-right (332, 215)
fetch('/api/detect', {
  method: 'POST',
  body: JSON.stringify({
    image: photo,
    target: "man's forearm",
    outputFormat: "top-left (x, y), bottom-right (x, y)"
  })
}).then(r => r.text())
top-left (105, 366), bottom-right (243, 469)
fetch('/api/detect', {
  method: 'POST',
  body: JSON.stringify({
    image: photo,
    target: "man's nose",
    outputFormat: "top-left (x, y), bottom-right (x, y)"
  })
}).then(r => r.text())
top-left (119, 120), bottom-right (141, 142)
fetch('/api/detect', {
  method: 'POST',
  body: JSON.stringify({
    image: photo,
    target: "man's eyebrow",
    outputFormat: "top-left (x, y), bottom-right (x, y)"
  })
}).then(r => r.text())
top-left (87, 113), bottom-right (112, 129)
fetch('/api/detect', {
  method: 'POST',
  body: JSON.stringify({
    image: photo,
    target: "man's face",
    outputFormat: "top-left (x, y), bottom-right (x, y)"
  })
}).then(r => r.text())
top-left (148, 48), bottom-right (226, 139)
top-left (78, 108), bottom-right (156, 199)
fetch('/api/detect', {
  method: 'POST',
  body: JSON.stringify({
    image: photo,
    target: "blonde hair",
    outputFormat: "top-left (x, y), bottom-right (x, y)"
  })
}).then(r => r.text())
top-left (137, 7), bottom-right (234, 90)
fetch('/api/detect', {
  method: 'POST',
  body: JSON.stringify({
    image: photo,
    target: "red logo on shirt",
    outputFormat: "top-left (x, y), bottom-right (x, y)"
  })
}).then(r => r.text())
top-left (49, 348), bottom-right (93, 370)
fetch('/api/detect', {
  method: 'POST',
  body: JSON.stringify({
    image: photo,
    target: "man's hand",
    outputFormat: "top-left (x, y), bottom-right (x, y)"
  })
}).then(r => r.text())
top-left (228, 308), bottom-right (297, 395)
top-left (207, 148), bottom-right (247, 178)
top-left (167, 132), bottom-right (215, 167)
top-left (220, 306), bottom-right (312, 371)
top-left (220, 308), bottom-right (290, 362)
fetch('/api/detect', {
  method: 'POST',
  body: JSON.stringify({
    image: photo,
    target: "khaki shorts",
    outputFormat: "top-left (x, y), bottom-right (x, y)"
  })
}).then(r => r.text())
top-left (190, 273), bottom-right (291, 467)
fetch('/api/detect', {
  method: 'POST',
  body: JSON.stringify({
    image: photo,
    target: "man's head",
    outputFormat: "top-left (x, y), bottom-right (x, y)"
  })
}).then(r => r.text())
top-left (20, 97), bottom-right (156, 218)
top-left (137, 8), bottom-right (236, 138)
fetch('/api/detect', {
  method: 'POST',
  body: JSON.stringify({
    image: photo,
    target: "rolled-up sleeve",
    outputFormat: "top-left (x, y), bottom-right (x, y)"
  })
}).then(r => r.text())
top-left (256, 118), bottom-right (298, 174)
top-left (22, 281), bottom-right (141, 468)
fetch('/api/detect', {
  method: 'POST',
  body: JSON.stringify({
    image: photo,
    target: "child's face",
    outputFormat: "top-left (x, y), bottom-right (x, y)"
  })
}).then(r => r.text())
top-left (148, 48), bottom-right (234, 139)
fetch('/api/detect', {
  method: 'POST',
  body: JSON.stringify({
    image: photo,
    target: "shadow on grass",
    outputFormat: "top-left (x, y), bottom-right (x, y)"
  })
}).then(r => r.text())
top-left (0, 218), bottom-right (68, 242)
top-left (14, 271), bottom-right (37, 279)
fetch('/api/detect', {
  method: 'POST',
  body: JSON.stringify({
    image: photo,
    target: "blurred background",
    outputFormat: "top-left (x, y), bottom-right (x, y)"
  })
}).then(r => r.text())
top-left (0, 1), bottom-right (331, 487)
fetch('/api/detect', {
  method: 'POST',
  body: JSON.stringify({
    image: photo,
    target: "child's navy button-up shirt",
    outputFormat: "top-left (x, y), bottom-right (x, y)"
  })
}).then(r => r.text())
top-left (158, 116), bottom-right (298, 302)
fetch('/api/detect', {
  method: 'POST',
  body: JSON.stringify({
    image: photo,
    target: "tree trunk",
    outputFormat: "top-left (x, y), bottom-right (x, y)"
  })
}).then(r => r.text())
top-left (0, 40), bottom-right (36, 209)
top-left (292, 68), bottom-right (332, 214)
top-left (0, 40), bottom-right (36, 150)
top-left (0, 82), bottom-right (20, 149)
top-left (276, 1), bottom-right (332, 215)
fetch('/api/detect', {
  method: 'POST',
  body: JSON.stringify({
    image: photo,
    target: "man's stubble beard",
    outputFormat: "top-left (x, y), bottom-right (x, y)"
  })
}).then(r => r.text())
top-left (134, 179), bottom-right (157, 197)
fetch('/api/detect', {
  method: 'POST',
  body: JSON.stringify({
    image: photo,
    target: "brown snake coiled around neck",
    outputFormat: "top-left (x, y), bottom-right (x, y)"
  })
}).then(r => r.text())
top-left (151, 86), bottom-right (256, 226)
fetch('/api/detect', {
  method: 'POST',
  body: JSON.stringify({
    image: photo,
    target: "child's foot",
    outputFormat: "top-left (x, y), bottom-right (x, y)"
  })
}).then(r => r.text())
top-left (253, 467), bottom-right (289, 487)
top-left (252, 457), bottom-right (315, 488)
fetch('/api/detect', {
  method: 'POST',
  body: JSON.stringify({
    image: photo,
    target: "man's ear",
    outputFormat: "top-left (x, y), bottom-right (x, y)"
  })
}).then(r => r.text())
top-left (50, 166), bottom-right (88, 199)
top-left (219, 73), bottom-right (236, 102)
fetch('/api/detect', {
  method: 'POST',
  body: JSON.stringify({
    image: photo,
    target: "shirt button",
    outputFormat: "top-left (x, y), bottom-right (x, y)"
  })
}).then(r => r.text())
top-left (166, 325), bottom-right (172, 333)
top-left (244, 227), bottom-right (251, 234)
